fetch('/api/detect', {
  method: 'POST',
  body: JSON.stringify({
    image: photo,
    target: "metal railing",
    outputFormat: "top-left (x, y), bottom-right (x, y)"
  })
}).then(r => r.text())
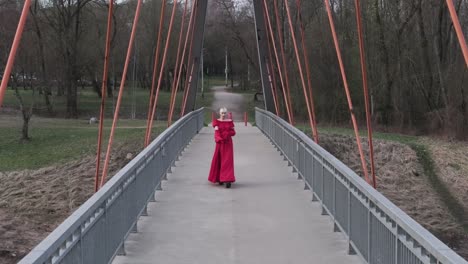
top-left (19, 108), bottom-right (205, 264)
top-left (255, 108), bottom-right (467, 264)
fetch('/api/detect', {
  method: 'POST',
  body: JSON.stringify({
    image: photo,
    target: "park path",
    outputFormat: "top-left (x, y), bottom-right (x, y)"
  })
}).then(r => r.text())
top-left (210, 85), bottom-right (246, 121)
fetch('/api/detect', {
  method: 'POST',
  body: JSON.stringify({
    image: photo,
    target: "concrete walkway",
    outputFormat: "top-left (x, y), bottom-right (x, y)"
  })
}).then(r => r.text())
top-left (210, 85), bottom-right (246, 121)
top-left (113, 124), bottom-right (362, 264)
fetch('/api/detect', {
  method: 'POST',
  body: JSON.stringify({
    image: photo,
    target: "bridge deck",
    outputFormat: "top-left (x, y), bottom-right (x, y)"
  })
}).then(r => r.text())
top-left (113, 123), bottom-right (362, 264)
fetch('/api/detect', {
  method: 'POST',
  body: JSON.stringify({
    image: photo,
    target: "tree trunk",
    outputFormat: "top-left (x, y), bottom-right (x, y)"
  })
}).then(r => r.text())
top-left (21, 115), bottom-right (31, 141)
top-left (373, 0), bottom-right (393, 125)
top-left (12, 77), bottom-right (33, 141)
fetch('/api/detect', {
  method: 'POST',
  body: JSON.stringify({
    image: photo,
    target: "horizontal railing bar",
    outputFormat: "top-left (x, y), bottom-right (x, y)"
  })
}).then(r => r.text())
top-left (255, 107), bottom-right (467, 264)
top-left (19, 108), bottom-right (205, 264)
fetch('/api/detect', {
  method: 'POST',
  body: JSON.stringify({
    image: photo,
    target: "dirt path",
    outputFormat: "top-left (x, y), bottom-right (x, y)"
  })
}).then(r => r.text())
top-left (210, 85), bottom-right (246, 121)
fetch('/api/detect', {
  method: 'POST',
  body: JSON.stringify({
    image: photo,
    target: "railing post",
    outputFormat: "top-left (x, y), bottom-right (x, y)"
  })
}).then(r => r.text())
top-left (321, 157), bottom-right (327, 215)
top-left (367, 202), bottom-right (372, 261)
top-left (347, 187), bottom-right (354, 254)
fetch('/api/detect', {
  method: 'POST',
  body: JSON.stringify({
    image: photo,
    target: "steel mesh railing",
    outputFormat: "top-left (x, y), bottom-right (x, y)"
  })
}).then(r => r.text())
top-left (18, 108), bottom-right (205, 264)
top-left (255, 107), bottom-right (467, 264)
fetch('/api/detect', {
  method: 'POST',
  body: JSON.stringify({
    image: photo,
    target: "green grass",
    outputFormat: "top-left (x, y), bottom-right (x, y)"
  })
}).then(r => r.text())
top-left (296, 124), bottom-right (418, 144)
top-left (0, 78), bottom-right (221, 172)
top-left (202, 77), bottom-right (228, 88)
top-left (0, 119), bottom-right (165, 171)
top-left (1, 88), bottom-right (184, 118)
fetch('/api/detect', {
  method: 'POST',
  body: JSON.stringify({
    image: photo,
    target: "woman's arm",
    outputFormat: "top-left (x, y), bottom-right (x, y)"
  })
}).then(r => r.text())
top-left (214, 129), bottom-right (224, 143)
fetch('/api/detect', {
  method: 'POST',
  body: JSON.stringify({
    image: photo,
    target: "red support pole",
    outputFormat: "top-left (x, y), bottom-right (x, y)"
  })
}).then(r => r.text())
top-left (273, 0), bottom-right (294, 124)
top-left (212, 111), bottom-right (215, 123)
top-left (179, 2), bottom-right (199, 118)
top-left (100, 0), bottom-right (143, 188)
top-left (295, 0), bottom-right (319, 143)
top-left (95, 0), bottom-right (114, 192)
top-left (265, 59), bottom-right (280, 116)
top-left (354, 0), bottom-right (376, 188)
top-left (168, 0), bottom-right (197, 126)
top-left (145, 0), bottom-right (167, 142)
top-left (228, 112), bottom-right (232, 120)
top-left (283, 0), bottom-right (317, 146)
top-left (145, 0), bottom-right (180, 146)
top-left (263, 23), bottom-right (280, 116)
top-left (445, 0), bottom-right (468, 68)
top-left (0, 0), bottom-right (32, 107)
top-left (180, 62), bottom-right (195, 116)
top-left (262, 0), bottom-right (294, 124)
top-left (323, 0), bottom-right (370, 184)
top-left (167, 0), bottom-right (189, 127)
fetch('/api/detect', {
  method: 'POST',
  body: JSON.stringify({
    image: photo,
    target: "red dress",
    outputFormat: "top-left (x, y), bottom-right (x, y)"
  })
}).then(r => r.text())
top-left (208, 119), bottom-right (236, 183)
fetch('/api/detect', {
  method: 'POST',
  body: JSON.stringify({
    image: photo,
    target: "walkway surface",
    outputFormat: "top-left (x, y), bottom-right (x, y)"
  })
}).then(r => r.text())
top-left (113, 123), bottom-right (362, 264)
top-left (210, 85), bottom-right (246, 121)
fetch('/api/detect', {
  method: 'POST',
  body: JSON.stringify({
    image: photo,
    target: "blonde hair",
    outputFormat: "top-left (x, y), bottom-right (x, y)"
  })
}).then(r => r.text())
top-left (219, 107), bottom-right (227, 114)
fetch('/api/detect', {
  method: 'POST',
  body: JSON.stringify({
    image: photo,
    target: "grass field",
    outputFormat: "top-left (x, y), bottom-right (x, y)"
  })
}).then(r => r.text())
top-left (1, 77), bottom-right (223, 117)
top-left (295, 123), bottom-right (418, 144)
top-left (0, 117), bottom-right (166, 171)
top-left (0, 77), bottom-right (223, 172)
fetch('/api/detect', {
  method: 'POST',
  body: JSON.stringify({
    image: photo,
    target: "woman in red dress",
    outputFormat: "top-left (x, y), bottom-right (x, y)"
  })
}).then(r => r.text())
top-left (208, 107), bottom-right (236, 188)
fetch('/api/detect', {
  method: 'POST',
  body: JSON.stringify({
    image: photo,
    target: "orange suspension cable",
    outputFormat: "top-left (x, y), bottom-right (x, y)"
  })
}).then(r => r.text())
top-left (180, 62), bottom-right (195, 117)
top-left (265, 24), bottom-right (281, 116)
top-left (445, 0), bottom-right (468, 68)
top-left (265, 55), bottom-right (280, 115)
top-left (354, 0), bottom-right (376, 188)
top-left (168, 0), bottom-right (189, 126)
top-left (295, 0), bottom-right (319, 143)
top-left (0, 0), bottom-right (32, 107)
top-left (180, 2), bottom-right (199, 117)
top-left (145, 0), bottom-right (167, 142)
top-left (262, 0), bottom-right (293, 124)
top-left (168, 0), bottom-right (196, 126)
top-left (323, 0), bottom-right (370, 184)
top-left (100, 0), bottom-right (143, 188)
top-left (95, 0), bottom-right (114, 192)
top-left (273, 0), bottom-right (294, 124)
top-left (145, 0), bottom-right (179, 146)
top-left (284, 0), bottom-right (317, 145)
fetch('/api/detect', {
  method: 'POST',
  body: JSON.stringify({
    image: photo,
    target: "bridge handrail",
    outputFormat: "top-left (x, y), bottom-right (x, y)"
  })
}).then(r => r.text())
top-left (255, 107), bottom-right (466, 264)
top-left (19, 108), bottom-right (205, 264)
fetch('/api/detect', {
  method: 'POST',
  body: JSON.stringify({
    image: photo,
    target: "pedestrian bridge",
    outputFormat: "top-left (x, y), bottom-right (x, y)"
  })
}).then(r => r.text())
top-left (18, 108), bottom-right (467, 264)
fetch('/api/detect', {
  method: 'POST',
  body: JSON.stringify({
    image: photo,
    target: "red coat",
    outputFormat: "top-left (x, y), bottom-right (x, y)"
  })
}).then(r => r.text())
top-left (208, 119), bottom-right (236, 183)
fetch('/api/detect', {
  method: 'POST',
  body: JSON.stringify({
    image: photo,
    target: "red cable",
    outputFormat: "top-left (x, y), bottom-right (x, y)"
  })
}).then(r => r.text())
top-left (145, 0), bottom-right (167, 143)
top-left (168, 0), bottom-right (197, 126)
top-left (445, 0), bottom-right (468, 68)
top-left (180, 62), bottom-right (195, 116)
top-left (265, 28), bottom-right (280, 116)
top-left (266, 58), bottom-right (280, 116)
top-left (168, 0), bottom-right (189, 127)
top-left (273, 0), bottom-right (294, 124)
top-left (94, 0), bottom-right (114, 192)
top-left (323, 0), bottom-right (370, 184)
top-left (262, 0), bottom-right (293, 124)
top-left (145, 0), bottom-right (179, 146)
top-left (180, 2), bottom-right (199, 117)
top-left (354, 0), bottom-right (376, 188)
top-left (284, 0), bottom-right (317, 147)
top-left (0, 0), bottom-right (32, 107)
top-left (295, 0), bottom-right (319, 143)
top-left (100, 0), bottom-right (143, 187)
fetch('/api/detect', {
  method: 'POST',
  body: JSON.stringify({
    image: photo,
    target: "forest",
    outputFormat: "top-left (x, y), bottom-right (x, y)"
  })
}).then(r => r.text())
top-left (1, 0), bottom-right (467, 138)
